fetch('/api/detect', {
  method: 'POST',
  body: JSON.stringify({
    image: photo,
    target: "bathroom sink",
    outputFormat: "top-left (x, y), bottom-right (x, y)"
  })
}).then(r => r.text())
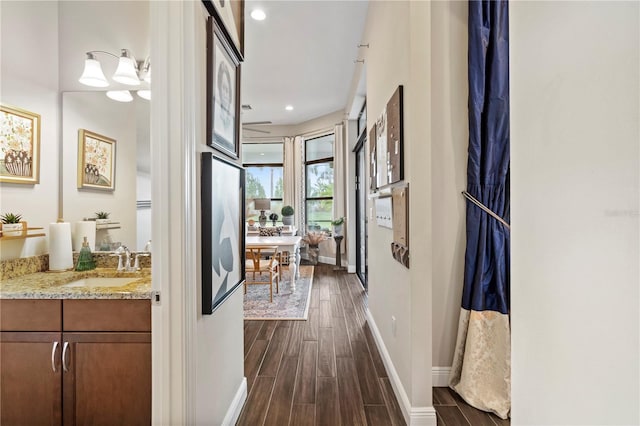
top-left (62, 277), bottom-right (137, 288)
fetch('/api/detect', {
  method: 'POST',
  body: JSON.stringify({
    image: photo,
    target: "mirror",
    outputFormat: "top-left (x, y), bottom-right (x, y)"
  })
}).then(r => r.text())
top-left (61, 92), bottom-right (150, 251)
top-left (59, 1), bottom-right (151, 251)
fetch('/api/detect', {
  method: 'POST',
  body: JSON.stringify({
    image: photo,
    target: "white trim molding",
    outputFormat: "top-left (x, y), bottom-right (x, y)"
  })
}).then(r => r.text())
top-left (222, 378), bottom-right (247, 426)
top-left (365, 309), bottom-right (437, 426)
top-left (432, 367), bottom-right (452, 387)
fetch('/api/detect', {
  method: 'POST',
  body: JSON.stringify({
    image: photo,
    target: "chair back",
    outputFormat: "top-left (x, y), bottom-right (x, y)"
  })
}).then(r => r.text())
top-left (246, 245), bottom-right (279, 271)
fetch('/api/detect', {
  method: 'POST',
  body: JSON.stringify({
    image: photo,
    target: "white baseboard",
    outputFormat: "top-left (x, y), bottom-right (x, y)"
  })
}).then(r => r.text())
top-left (432, 367), bottom-right (451, 387)
top-left (365, 309), bottom-right (437, 426)
top-left (221, 377), bottom-right (247, 426)
top-left (347, 264), bottom-right (356, 273)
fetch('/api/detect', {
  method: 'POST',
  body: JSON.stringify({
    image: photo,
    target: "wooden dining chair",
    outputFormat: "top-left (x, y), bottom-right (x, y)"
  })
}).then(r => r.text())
top-left (245, 245), bottom-right (280, 302)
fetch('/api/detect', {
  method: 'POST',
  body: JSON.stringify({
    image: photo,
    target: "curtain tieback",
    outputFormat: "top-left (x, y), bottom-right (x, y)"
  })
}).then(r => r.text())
top-left (461, 191), bottom-right (511, 231)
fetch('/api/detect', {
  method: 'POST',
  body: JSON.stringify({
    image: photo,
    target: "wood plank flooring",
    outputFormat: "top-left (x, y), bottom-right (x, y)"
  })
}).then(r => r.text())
top-left (238, 264), bottom-right (510, 426)
top-left (433, 387), bottom-right (510, 426)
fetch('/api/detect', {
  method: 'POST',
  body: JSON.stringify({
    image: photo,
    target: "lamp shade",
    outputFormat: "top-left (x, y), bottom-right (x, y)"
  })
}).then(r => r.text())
top-left (254, 198), bottom-right (271, 211)
top-left (106, 90), bottom-right (133, 102)
top-left (78, 55), bottom-right (109, 87)
top-left (112, 50), bottom-right (140, 86)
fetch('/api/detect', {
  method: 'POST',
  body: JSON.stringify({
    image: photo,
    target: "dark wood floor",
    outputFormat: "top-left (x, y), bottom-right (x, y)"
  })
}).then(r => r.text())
top-left (434, 387), bottom-right (510, 426)
top-left (238, 264), bottom-right (509, 426)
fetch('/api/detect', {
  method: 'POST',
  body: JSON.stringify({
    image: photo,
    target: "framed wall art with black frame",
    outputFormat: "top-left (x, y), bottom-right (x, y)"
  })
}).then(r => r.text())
top-left (201, 152), bottom-right (246, 315)
top-left (206, 14), bottom-right (242, 160)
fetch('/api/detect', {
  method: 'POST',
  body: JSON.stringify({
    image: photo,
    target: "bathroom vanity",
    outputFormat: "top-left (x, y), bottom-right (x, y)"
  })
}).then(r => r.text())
top-left (0, 268), bottom-right (152, 426)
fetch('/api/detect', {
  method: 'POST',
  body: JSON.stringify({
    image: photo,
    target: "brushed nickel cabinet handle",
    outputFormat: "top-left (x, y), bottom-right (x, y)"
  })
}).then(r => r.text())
top-left (62, 342), bottom-right (70, 372)
top-left (51, 341), bottom-right (59, 373)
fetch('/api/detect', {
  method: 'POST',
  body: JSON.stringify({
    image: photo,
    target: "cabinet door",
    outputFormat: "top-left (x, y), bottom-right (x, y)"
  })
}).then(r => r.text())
top-left (62, 332), bottom-right (151, 426)
top-left (1, 332), bottom-right (62, 426)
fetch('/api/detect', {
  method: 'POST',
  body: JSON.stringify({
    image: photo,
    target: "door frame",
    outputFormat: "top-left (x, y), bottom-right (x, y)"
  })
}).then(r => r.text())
top-left (353, 132), bottom-right (368, 289)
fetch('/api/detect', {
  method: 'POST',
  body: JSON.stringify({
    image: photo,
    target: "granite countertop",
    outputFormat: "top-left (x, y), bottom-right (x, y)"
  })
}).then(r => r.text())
top-left (0, 268), bottom-right (152, 300)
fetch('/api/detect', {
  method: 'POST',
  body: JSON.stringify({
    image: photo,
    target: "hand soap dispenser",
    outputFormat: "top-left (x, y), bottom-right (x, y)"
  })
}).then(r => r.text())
top-left (75, 236), bottom-right (96, 271)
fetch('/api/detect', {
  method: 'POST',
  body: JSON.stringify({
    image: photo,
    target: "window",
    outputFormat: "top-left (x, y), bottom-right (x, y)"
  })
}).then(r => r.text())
top-left (242, 143), bottom-right (284, 222)
top-left (305, 134), bottom-right (334, 232)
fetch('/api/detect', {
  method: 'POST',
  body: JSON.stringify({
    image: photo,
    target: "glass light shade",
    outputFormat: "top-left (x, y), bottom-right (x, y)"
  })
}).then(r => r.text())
top-left (113, 54), bottom-right (140, 86)
top-left (78, 58), bottom-right (109, 87)
top-left (137, 90), bottom-right (151, 100)
top-left (106, 90), bottom-right (133, 102)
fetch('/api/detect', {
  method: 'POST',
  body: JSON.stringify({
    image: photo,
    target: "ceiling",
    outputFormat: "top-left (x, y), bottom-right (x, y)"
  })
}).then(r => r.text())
top-left (58, 1), bottom-right (368, 131)
top-left (241, 0), bottom-right (369, 126)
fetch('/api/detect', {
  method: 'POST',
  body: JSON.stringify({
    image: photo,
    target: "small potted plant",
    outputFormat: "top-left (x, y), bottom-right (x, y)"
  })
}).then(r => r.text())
top-left (1, 213), bottom-right (24, 236)
top-left (331, 217), bottom-right (345, 236)
top-left (95, 211), bottom-right (110, 225)
top-left (268, 212), bottom-right (279, 226)
top-left (281, 205), bottom-right (294, 226)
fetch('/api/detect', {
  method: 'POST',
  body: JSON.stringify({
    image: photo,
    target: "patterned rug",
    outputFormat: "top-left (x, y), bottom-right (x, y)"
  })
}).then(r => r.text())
top-left (243, 265), bottom-right (314, 320)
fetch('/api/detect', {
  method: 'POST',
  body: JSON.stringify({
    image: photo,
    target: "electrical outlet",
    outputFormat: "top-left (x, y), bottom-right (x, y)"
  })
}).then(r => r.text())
top-left (391, 316), bottom-right (396, 336)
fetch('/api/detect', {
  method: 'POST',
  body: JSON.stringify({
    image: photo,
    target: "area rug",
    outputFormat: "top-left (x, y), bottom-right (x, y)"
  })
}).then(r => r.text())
top-left (243, 265), bottom-right (314, 320)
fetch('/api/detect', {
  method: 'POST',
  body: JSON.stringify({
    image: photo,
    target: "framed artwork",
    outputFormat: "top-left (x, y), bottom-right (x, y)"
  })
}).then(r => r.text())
top-left (202, 0), bottom-right (245, 58)
top-left (207, 14), bottom-right (242, 160)
top-left (77, 129), bottom-right (116, 191)
top-left (201, 152), bottom-right (246, 315)
top-left (0, 104), bottom-right (40, 184)
top-left (375, 85), bottom-right (404, 189)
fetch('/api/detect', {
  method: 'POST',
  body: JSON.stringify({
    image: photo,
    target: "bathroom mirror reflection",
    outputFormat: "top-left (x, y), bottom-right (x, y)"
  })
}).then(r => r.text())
top-left (59, 1), bottom-right (151, 252)
top-left (61, 92), bottom-right (150, 252)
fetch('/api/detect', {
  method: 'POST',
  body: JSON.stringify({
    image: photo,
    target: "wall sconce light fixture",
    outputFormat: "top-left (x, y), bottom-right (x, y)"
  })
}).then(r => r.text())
top-left (79, 49), bottom-right (151, 102)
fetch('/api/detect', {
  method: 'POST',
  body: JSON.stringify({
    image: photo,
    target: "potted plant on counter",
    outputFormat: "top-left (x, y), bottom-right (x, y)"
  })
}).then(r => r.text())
top-left (281, 205), bottom-right (294, 225)
top-left (1, 213), bottom-right (24, 236)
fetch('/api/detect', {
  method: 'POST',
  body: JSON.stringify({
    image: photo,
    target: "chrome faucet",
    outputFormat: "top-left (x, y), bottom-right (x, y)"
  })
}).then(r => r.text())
top-left (113, 245), bottom-right (138, 272)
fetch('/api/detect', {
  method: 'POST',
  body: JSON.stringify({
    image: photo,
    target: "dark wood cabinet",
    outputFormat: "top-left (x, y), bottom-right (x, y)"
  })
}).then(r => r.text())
top-left (0, 299), bottom-right (150, 426)
top-left (63, 332), bottom-right (151, 426)
top-left (1, 332), bottom-right (63, 426)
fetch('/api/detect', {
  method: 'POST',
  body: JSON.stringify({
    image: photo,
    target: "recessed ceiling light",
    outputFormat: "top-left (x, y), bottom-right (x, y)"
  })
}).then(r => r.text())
top-left (251, 9), bottom-right (266, 21)
top-left (285, 105), bottom-right (294, 111)
top-left (260, 153), bottom-right (265, 156)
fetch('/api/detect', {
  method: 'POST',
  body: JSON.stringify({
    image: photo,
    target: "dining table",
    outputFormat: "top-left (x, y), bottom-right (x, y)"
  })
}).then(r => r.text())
top-left (245, 235), bottom-right (302, 291)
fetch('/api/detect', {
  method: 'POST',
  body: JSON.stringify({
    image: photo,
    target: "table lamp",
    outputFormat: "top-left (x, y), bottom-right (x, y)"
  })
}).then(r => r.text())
top-left (254, 198), bottom-right (271, 227)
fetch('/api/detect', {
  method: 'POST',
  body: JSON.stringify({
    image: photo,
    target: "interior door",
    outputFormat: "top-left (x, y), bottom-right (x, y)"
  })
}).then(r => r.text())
top-left (354, 133), bottom-right (368, 290)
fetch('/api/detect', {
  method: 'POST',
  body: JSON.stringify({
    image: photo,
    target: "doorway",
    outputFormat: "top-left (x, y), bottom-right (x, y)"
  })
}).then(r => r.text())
top-left (354, 132), bottom-right (368, 290)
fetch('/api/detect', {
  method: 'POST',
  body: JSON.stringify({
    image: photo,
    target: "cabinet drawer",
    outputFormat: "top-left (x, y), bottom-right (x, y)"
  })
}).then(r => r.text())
top-left (0, 299), bottom-right (62, 331)
top-left (63, 300), bottom-right (150, 332)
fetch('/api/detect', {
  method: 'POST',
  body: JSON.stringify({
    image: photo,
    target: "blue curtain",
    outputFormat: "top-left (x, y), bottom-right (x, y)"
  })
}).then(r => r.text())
top-left (463, 0), bottom-right (510, 315)
top-left (449, 0), bottom-right (511, 419)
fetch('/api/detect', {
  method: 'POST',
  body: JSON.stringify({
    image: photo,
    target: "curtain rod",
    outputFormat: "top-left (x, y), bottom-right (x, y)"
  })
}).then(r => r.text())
top-left (461, 191), bottom-right (510, 231)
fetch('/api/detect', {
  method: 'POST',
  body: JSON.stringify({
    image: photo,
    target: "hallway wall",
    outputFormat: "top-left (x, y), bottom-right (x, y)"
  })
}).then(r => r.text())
top-left (510, 1), bottom-right (639, 423)
top-left (362, 1), bottom-right (436, 419)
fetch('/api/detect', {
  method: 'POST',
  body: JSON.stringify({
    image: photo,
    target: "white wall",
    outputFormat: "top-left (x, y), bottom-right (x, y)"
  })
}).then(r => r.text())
top-left (137, 172), bottom-right (151, 251)
top-left (362, 0), bottom-right (435, 417)
top-left (62, 92), bottom-right (137, 250)
top-left (0, 0), bottom-right (59, 260)
top-left (430, 1), bottom-right (468, 369)
top-left (510, 2), bottom-right (639, 424)
top-left (194, 3), bottom-right (245, 424)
